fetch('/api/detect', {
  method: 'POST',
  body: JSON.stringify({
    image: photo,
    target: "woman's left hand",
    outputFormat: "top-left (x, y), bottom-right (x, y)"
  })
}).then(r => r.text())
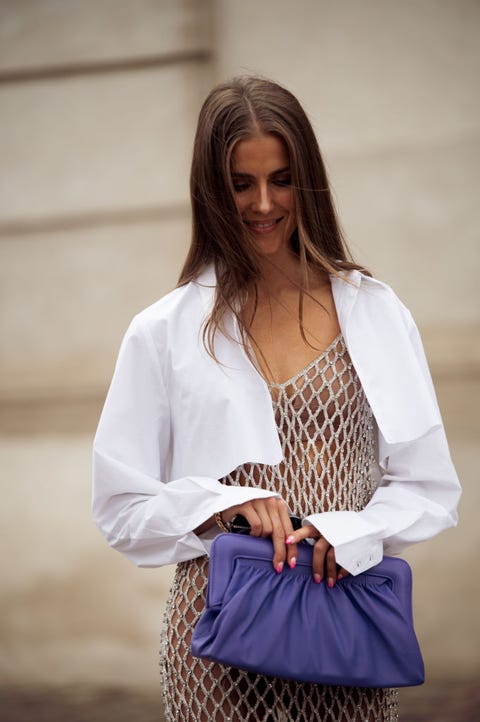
top-left (285, 525), bottom-right (349, 588)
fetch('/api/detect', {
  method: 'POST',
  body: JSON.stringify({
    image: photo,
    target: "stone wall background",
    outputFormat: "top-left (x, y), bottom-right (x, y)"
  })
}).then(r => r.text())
top-left (1, 0), bottom-right (478, 692)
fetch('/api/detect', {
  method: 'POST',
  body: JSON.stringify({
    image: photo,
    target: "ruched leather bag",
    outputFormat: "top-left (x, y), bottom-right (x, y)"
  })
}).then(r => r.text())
top-left (191, 533), bottom-right (424, 688)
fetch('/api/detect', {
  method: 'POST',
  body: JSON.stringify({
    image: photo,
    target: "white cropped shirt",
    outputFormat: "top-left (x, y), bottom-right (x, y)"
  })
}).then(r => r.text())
top-left (92, 266), bottom-right (461, 574)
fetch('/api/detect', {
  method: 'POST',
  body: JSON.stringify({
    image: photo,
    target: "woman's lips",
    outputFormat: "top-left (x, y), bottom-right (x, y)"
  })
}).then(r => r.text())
top-left (244, 218), bottom-right (283, 234)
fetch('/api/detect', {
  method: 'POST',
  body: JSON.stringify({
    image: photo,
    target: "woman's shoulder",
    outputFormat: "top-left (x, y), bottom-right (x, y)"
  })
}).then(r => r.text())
top-left (338, 268), bottom-right (402, 296)
top-left (335, 269), bottom-right (413, 323)
top-left (135, 271), bottom-right (213, 323)
top-left (122, 268), bottom-right (215, 354)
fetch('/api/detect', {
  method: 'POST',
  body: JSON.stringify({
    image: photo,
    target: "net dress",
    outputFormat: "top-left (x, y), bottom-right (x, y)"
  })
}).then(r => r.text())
top-left (160, 335), bottom-right (399, 722)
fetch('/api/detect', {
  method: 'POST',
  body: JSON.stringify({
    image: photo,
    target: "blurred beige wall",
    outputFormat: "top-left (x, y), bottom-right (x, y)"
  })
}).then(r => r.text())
top-left (1, 0), bottom-right (478, 690)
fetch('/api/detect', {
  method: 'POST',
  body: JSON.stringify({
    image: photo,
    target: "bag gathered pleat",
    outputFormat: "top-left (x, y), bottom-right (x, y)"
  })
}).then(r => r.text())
top-left (191, 534), bottom-right (424, 688)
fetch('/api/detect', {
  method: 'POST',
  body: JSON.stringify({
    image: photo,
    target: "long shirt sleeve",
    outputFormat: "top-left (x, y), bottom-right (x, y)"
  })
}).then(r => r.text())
top-left (304, 423), bottom-right (460, 574)
top-left (304, 310), bottom-right (460, 574)
top-left (92, 317), bottom-right (279, 567)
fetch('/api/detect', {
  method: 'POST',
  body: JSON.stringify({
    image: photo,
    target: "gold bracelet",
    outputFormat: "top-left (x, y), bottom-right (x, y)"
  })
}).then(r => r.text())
top-left (214, 511), bottom-right (230, 533)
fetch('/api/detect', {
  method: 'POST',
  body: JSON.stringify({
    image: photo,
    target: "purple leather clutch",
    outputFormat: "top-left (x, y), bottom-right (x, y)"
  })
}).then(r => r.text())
top-left (191, 533), bottom-right (424, 688)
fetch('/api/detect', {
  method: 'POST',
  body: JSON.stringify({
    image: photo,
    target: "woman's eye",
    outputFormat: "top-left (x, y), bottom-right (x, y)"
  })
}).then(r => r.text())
top-left (233, 182), bottom-right (249, 192)
top-left (274, 176), bottom-right (291, 187)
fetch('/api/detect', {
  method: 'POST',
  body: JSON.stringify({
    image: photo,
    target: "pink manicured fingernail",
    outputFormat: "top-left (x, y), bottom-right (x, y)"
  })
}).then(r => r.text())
top-left (327, 577), bottom-right (335, 589)
top-left (286, 535), bottom-right (295, 545)
top-left (314, 573), bottom-right (322, 584)
top-left (289, 557), bottom-right (297, 569)
top-left (276, 562), bottom-right (284, 574)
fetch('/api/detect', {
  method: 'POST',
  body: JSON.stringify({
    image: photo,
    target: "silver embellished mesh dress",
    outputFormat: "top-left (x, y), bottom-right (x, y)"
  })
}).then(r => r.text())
top-left (160, 335), bottom-right (399, 721)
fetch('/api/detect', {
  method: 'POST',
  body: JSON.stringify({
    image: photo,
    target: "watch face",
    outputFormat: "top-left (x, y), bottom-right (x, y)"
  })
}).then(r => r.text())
top-left (290, 516), bottom-right (303, 531)
top-left (230, 514), bottom-right (303, 534)
top-left (230, 514), bottom-right (251, 534)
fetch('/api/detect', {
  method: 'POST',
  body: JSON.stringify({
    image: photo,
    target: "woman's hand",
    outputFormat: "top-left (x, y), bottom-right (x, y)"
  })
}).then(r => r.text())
top-left (285, 525), bottom-right (349, 587)
top-left (222, 497), bottom-right (297, 573)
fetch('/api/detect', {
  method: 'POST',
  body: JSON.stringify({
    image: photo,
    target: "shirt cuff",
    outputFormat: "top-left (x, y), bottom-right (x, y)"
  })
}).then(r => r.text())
top-left (303, 511), bottom-right (385, 575)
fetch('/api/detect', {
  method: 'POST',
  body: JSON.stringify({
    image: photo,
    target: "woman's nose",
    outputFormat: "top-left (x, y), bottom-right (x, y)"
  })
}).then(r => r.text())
top-left (251, 183), bottom-right (274, 214)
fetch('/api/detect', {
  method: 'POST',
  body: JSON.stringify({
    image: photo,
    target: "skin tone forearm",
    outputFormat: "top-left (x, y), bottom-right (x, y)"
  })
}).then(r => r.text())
top-left (194, 497), bottom-right (348, 587)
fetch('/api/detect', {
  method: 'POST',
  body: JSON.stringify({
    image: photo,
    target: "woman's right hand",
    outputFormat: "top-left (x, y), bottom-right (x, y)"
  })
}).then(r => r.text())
top-left (221, 497), bottom-right (298, 573)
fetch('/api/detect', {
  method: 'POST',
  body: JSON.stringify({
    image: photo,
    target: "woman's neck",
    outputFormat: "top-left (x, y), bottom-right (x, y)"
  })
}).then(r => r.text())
top-left (255, 253), bottom-right (328, 299)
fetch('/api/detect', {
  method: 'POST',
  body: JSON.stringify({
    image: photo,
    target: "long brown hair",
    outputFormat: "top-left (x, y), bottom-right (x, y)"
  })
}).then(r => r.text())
top-left (178, 76), bottom-right (369, 357)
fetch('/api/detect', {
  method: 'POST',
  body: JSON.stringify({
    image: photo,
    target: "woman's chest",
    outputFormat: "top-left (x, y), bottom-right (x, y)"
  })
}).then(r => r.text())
top-left (245, 300), bottom-right (341, 385)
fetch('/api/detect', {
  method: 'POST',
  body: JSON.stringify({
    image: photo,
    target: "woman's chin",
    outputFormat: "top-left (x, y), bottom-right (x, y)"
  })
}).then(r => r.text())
top-left (255, 235), bottom-right (288, 258)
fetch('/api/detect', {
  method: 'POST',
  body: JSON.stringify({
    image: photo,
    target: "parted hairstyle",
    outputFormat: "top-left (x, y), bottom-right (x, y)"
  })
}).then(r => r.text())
top-left (178, 76), bottom-right (369, 357)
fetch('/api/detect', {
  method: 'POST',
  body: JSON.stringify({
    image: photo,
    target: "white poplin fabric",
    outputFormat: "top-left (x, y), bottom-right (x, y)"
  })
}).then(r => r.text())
top-left (92, 266), bottom-right (461, 574)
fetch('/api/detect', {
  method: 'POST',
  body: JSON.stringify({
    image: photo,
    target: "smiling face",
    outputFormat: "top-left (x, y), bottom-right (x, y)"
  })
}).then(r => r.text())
top-left (231, 133), bottom-right (296, 262)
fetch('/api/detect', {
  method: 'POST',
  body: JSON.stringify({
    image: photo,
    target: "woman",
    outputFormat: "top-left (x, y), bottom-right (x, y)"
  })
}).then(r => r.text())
top-left (92, 77), bottom-right (461, 721)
